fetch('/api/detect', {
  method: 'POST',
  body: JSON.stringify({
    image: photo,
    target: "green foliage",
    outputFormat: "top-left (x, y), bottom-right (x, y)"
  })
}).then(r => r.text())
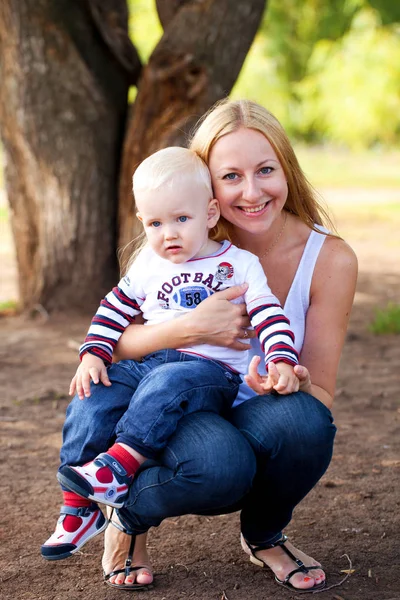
top-left (369, 303), bottom-right (400, 334)
top-left (127, 0), bottom-right (162, 62)
top-left (368, 0), bottom-right (400, 24)
top-left (127, 0), bottom-right (400, 148)
top-left (297, 8), bottom-right (400, 147)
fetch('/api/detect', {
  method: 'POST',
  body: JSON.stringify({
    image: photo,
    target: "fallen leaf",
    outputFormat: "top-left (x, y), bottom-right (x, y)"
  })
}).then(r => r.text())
top-left (340, 569), bottom-right (356, 574)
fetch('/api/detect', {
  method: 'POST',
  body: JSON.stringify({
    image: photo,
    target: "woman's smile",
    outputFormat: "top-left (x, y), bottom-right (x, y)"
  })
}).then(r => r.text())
top-left (237, 201), bottom-right (270, 215)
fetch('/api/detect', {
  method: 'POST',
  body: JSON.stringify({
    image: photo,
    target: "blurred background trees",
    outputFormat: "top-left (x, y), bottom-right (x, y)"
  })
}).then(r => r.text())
top-left (231, 0), bottom-right (400, 146)
top-left (0, 0), bottom-right (399, 313)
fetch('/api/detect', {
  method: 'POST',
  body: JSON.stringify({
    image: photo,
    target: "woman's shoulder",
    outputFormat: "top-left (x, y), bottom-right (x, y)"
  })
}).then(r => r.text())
top-left (313, 234), bottom-right (358, 291)
top-left (320, 234), bottom-right (357, 269)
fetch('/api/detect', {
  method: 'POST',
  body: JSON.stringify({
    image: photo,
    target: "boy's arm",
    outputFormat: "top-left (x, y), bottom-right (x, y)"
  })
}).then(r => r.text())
top-left (244, 256), bottom-right (299, 368)
top-left (79, 282), bottom-right (142, 365)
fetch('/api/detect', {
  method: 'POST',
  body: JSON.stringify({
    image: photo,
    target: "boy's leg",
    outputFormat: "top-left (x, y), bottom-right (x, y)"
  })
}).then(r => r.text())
top-left (42, 359), bottom-right (156, 560)
top-left (60, 360), bottom-right (152, 468)
top-left (115, 357), bottom-right (240, 459)
top-left (55, 353), bottom-right (174, 509)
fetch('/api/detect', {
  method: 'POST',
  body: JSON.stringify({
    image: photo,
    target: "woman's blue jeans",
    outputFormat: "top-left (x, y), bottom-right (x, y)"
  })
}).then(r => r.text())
top-left (60, 361), bottom-right (336, 545)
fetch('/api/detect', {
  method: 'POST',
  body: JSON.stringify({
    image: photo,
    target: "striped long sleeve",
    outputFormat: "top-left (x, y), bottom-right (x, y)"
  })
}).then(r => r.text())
top-left (244, 256), bottom-right (299, 367)
top-left (79, 281), bottom-right (142, 365)
top-left (248, 303), bottom-right (299, 366)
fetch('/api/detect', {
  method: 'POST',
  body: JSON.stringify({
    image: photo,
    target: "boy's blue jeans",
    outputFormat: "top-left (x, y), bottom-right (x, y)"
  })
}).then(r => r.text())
top-left (60, 355), bottom-right (336, 546)
top-left (61, 349), bottom-right (241, 463)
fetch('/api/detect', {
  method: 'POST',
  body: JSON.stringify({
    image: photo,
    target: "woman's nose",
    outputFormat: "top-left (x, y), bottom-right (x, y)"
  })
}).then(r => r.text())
top-left (242, 178), bottom-right (262, 202)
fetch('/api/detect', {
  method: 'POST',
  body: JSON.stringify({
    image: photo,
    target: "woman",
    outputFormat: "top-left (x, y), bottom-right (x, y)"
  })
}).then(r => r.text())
top-left (101, 99), bottom-right (358, 592)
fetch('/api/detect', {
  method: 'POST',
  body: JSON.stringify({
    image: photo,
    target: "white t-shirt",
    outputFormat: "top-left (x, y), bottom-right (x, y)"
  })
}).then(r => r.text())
top-left (80, 240), bottom-right (299, 374)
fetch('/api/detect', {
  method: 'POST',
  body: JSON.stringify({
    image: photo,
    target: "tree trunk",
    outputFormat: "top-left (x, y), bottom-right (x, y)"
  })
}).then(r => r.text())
top-left (0, 0), bottom-right (139, 312)
top-left (118, 0), bottom-right (267, 248)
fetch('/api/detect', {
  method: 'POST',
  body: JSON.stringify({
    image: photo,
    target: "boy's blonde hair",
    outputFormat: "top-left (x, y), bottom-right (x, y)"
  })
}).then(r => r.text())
top-left (121, 147), bottom-right (215, 273)
top-left (189, 98), bottom-right (336, 240)
top-left (133, 146), bottom-right (212, 197)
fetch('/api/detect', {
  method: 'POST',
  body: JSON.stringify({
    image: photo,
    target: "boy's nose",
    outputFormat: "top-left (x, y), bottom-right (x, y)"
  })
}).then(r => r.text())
top-left (164, 227), bottom-right (178, 240)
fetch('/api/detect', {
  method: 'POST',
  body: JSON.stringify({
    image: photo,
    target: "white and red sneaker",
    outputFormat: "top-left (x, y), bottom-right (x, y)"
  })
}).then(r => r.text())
top-left (57, 453), bottom-right (133, 509)
top-left (41, 504), bottom-right (107, 561)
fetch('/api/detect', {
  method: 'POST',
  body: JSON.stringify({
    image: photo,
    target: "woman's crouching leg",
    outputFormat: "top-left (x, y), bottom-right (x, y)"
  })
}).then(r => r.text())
top-left (117, 411), bottom-right (257, 533)
top-left (229, 392), bottom-right (337, 544)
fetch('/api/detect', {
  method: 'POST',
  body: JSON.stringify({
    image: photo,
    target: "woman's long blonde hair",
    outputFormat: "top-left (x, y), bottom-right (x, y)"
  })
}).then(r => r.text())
top-left (189, 98), bottom-right (335, 241)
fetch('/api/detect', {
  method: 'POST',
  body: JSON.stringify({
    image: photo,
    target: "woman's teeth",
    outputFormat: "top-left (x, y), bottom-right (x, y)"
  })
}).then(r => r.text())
top-left (240, 203), bottom-right (267, 213)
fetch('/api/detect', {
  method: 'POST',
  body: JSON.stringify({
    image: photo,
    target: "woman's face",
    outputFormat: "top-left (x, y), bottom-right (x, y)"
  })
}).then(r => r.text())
top-left (208, 127), bottom-right (288, 236)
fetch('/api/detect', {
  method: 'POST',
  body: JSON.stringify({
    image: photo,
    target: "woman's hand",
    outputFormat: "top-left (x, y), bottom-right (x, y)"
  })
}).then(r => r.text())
top-left (294, 364), bottom-right (313, 395)
top-left (186, 283), bottom-right (256, 350)
top-left (114, 283), bottom-right (256, 362)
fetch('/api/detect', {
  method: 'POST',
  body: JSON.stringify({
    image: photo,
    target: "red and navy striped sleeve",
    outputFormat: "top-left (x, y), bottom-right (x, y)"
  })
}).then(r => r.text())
top-left (79, 282), bottom-right (142, 365)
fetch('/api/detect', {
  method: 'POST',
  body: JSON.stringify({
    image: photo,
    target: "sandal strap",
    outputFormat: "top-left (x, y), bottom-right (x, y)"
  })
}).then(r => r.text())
top-left (104, 565), bottom-right (148, 581)
top-left (282, 566), bottom-right (309, 584)
top-left (246, 534), bottom-right (307, 572)
top-left (274, 536), bottom-right (307, 571)
top-left (106, 509), bottom-right (140, 579)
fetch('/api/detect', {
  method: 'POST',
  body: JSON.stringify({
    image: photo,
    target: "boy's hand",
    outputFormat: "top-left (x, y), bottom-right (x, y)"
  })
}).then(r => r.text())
top-left (69, 353), bottom-right (112, 400)
top-left (244, 356), bottom-right (300, 396)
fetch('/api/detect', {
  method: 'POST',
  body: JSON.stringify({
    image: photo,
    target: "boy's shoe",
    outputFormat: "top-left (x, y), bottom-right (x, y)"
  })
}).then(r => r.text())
top-left (57, 453), bottom-right (132, 509)
top-left (41, 504), bottom-right (107, 561)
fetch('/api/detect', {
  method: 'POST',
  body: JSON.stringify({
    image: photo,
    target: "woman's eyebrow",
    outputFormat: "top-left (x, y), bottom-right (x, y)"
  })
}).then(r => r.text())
top-left (217, 158), bottom-right (279, 172)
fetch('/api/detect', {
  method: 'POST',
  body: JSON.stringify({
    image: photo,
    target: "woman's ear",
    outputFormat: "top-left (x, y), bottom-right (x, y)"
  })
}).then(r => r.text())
top-left (136, 212), bottom-right (143, 222)
top-left (207, 198), bottom-right (220, 229)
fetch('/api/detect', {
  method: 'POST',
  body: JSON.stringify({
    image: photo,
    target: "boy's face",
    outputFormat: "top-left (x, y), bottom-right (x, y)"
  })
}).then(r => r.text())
top-left (136, 178), bottom-right (220, 264)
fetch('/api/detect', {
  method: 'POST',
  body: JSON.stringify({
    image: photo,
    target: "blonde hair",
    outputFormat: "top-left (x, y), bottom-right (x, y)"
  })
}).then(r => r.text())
top-left (121, 147), bottom-right (214, 273)
top-left (189, 98), bottom-right (336, 239)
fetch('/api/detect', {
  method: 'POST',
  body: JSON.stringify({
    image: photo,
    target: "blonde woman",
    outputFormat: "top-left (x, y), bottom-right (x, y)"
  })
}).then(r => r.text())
top-left (101, 99), bottom-right (357, 593)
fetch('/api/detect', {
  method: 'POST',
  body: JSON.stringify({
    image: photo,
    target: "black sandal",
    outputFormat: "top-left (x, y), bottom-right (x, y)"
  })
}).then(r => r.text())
top-left (103, 512), bottom-right (154, 591)
top-left (242, 534), bottom-right (326, 594)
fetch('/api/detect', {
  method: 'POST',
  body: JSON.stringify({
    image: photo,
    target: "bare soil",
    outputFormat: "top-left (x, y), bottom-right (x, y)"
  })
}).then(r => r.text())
top-left (1, 192), bottom-right (399, 600)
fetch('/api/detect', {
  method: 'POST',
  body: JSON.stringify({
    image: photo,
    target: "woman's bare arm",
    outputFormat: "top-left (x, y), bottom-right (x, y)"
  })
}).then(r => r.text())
top-left (299, 237), bottom-right (358, 408)
top-left (114, 283), bottom-right (255, 361)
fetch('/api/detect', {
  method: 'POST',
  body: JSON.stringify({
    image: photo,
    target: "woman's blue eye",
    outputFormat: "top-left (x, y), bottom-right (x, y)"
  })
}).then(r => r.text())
top-left (151, 221), bottom-right (161, 228)
top-left (260, 166), bottom-right (272, 175)
top-left (224, 173), bottom-right (237, 180)
top-left (178, 216), bottom-right (188, 222)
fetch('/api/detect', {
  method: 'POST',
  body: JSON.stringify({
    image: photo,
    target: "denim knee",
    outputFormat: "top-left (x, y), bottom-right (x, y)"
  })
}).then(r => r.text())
top-left (117, 412), bottom-right (257, 534)
top-left (230, 391), bottom-right (336, 459)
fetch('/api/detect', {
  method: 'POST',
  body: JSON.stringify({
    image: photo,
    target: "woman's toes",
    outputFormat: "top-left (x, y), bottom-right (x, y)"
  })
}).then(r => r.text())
top-left (288, 572), bottom-right (316, 589)
top-left (136, 568), bottom-right (153, 585)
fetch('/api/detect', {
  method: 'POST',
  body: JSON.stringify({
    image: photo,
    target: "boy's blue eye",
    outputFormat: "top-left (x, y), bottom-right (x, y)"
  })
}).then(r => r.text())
top-left (151, 221), bottom-right (161, 228)
top-left (178, 216), bottom-right (188, 222)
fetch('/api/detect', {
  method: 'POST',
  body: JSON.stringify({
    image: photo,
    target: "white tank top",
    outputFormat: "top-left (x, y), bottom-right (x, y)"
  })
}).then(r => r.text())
top-left (234, 225), bottom-right (328, 405)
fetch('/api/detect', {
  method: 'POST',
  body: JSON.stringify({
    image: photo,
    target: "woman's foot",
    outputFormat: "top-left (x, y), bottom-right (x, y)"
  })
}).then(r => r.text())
top-left (241, 535), bottom-right (325, 590)
top-left (102, 513), bottom-right (153, 587)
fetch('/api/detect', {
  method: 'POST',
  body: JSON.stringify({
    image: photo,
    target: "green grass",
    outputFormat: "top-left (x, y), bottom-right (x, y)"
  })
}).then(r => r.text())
top-left (295, 145), bottom-right (400, 189)
top-left (0, 299), bottom-right (20, 315)
top-left (369, 303), bottom-right (400, 335)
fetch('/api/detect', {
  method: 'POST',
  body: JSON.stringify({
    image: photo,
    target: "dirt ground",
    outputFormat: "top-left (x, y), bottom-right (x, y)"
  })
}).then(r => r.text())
top-left (1, 190), bottom-right (399, 600)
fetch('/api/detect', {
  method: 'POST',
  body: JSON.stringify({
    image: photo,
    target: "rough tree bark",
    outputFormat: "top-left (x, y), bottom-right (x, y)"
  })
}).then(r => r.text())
top-left (0, 0), bottom-right (266, 312)
top-left (118, 0), bottom-right (267, 247)
top-left (0, 0), bottom-right (140, 311)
